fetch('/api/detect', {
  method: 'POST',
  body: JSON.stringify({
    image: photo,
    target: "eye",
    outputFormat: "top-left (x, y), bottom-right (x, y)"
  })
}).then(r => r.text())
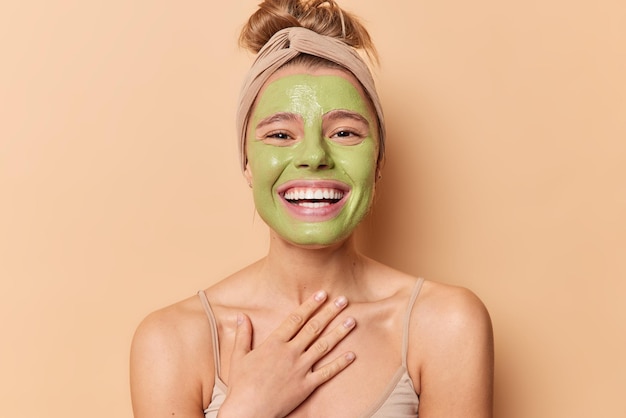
top-left (327, 127), bottom-right (367, 145)
top-left (255, 112), bottom-right (303, 145)
top-left (323, 110), bottom-right (370, 145)
top-left (266, 131), bottom-right (292, 140)
top-left (258, 129), bottom-right (298, 146)
top-left (332, 130), bottom-right (358, 138)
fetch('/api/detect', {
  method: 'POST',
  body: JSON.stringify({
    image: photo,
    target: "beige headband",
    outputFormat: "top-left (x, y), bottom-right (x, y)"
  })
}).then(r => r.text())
top-left (236, 26), bottom-right (386, 172)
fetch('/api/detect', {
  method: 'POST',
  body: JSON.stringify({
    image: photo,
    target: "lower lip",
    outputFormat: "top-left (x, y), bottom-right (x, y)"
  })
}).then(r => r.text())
top-left (279, 194), bottom-right (349, 222)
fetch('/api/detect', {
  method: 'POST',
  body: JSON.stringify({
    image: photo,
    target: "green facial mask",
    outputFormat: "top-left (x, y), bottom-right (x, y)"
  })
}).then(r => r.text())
top-left (246, 72), bottom-right (378, 246)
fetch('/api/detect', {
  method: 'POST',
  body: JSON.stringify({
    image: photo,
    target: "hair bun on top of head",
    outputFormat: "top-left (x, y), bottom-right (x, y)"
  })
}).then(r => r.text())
top-left (239, 0), bottom-right (377, 61)
top-left (237, 0), bottom-right (385, 172)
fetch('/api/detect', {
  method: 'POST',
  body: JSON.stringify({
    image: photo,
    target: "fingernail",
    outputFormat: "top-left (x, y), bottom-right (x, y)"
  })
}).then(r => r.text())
top-left (345, 352), bottom-right (356, 362)
top-left (237, 313), bottom-right (244, 326)
top-left (314, 290), bottom-right (327, 302)
top-left (343, 317), bottom-right (355, 328)
top-left (334, 296), bottom-right (348, 308)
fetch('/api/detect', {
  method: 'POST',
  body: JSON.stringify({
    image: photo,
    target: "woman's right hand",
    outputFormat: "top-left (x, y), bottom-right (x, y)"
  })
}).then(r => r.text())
top-left (217, 290), bottom-right (356, 418)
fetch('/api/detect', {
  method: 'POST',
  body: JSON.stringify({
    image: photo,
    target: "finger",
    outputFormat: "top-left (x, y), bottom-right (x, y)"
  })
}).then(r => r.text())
top-left (290, 296), bottom-right (349, 350)
top-left (308, 351), bottom-right (356, 387)
top-left (271, 290), bottom-right (328, 342)
top-left (231, 313), bottom-right (252, 362)
top-left (303, 316), bottom-right (356, 363)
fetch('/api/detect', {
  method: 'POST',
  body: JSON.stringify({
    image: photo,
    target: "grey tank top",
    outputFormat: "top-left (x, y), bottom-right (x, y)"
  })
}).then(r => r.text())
top-left (198, 278), bottom-right (423, 418)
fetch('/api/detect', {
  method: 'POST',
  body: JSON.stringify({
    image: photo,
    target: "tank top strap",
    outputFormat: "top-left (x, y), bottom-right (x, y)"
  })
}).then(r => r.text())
top-left (197, 290), bottom-right (221, 378)
top-left (401, 278), bottom-right (425, 367)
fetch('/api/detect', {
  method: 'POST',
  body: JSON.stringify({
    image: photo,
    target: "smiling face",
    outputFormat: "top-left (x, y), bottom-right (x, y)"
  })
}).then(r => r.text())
top-left (244, 65), bottom-right (379, 247)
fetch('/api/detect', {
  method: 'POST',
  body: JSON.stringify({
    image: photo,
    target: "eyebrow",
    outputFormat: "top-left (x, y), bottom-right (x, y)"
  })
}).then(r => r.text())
top-left (324, 109), bottom-right (370, 127)
top-left (256, 112), bottom-right (302, 130)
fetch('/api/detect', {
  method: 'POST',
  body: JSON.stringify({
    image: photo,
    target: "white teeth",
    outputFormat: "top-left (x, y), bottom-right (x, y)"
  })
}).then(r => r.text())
top-left (299, 202), bottom-right (331, 208)
top-left (283, 187), bottom-right (344, 201)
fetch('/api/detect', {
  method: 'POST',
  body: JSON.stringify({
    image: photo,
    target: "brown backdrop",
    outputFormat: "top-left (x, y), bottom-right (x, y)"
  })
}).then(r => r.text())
top-left (1, 1), bottom-right (624, 417)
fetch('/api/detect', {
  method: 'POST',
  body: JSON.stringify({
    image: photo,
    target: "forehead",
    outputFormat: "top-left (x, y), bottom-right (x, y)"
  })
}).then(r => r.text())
top-left (252, 66), bottom-right (373, 121)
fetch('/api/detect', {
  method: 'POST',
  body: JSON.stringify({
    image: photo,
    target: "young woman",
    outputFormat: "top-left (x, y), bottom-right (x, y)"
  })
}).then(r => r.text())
top-left (130, 1), bottom-right (494, 417)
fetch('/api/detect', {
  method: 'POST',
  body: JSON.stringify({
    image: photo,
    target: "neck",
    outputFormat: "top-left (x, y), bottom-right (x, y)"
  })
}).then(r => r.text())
top-left (257, 231), bottom-right (366, 305)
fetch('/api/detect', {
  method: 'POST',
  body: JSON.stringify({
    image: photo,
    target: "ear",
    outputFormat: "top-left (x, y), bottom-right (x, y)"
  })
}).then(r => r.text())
top-left (375, 166), bottom-right (382, 183)
top-left (244, 162), bottom-right (253, 187)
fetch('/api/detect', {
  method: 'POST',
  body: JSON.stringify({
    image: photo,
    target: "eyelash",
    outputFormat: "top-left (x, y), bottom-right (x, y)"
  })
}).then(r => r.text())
top-left (265, 131), bottom-right (292, 140)
top-left (332, 130), bottom-right (359, 138)
top-left (264, 130), bottom-right (361, 140)
top-left (259, 127), bottom-right (366, 144)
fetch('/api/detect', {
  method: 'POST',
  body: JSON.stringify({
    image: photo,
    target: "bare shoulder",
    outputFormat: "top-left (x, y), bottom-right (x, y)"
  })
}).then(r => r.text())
top-left (416, 280), bottom-right (492, 333)
top-left (130, 295), bottom-right (213, 418)
top-left (131, 295), bottom-right (211, 360)
top-left (411, 280), bottom-right (493, 363)
top-left (409, 280), bottom-right (494, 417)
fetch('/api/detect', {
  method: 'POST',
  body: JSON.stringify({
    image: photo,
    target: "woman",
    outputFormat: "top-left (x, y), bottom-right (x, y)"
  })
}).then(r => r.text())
top-left (130, 1), bottom-right (494, 417)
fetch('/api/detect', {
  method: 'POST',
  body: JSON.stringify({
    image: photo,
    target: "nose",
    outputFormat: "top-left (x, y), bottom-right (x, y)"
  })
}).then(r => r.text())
top-left (293, 132), bottom-right (334, 170)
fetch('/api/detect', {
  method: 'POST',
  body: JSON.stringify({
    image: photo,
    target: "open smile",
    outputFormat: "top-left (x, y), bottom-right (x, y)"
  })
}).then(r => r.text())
top-left (277, 181), bottom-right (350, 221)
top-left (283, 187), bottom-right (345, 208)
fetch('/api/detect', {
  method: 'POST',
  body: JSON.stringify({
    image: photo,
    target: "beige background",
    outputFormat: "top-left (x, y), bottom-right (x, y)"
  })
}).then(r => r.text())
top-left (1, 1), bottom-right (624, 417)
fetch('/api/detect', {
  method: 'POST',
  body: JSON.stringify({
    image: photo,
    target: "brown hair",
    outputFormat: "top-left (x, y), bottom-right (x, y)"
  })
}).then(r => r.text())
top-left (239, 0), bottom-right (378, 63)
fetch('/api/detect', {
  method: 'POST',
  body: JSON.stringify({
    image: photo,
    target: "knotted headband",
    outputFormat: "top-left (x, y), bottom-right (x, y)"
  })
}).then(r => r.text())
top-left (236, 26), bottom-right (386, 172)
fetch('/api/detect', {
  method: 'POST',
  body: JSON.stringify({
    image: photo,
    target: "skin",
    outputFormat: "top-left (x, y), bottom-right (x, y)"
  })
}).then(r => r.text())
top-left (130, 64), bottom-right (494, 418)
top-left (244, 72), bottom-right (379, 246)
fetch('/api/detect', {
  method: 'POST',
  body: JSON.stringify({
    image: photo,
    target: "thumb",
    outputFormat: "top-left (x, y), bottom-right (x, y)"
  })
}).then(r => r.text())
top-left (231, 312), bottom-right (252, 361)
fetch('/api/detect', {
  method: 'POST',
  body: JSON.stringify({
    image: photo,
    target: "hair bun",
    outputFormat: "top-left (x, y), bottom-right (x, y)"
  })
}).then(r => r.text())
top-left (240, 0), bottom-right (377, 61)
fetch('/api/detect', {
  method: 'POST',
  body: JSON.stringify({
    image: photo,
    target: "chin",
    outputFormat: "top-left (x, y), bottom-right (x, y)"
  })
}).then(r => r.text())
top-left (274, 228), bottom-right (355, 249)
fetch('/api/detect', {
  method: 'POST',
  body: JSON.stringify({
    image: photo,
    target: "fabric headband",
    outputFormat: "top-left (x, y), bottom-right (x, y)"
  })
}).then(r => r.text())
top-left (236, 26), bottom-right (386, 172)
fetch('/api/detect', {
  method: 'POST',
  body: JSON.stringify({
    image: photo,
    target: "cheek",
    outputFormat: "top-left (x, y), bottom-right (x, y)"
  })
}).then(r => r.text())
top-left (248, 145), bottom-right (291, 184)
top-left (335, 143), bottom-right (378, 182)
